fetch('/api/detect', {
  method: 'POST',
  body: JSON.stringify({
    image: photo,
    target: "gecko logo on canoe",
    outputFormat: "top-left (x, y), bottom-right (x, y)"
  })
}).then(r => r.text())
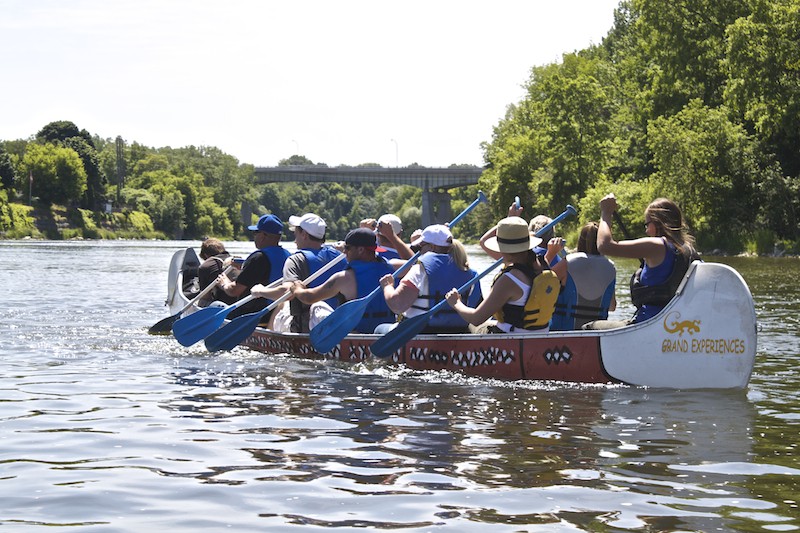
top-left (663, 312), bottom-right (700, 336)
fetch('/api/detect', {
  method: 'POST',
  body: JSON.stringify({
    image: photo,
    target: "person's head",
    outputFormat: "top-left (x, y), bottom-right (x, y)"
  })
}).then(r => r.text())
top-left (448, 238), bottom-right (469, 271)
top-left (411, 224), bottom-right (452, 254)
top-left (288, 213), bottom-right (327, 247)
top-left (377, 214), bottom-right (403, 244)
top-left (377, 214), bottom-right (402, 235)
top-left (577, 222), bottom-right (600, 255)
top-left (644, 198), bottom-right (695, 251)
top-left (528, 215), bottom-right (554, 243)
top-left (360, 218), bottom-right (378, 231)
top-left (486, 216), bottom-right (542, 259)
top-left (200, 237), bottom-right (226, 260)
top-left (343, 228), bottom-right (379, 261)
top-left (247, 214), bottom-right (283, 247)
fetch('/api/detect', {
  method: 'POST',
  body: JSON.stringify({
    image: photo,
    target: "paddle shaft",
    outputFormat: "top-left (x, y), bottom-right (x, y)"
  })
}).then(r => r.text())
top-left (203, 252), bottom-right (348, 352)
top-left (441, 207), bottom-right (577, 310)
top-left (612, 210), bottom-right (633, 240)
top-left (612, 209), bottom-right (644, 268)
top-left (269, 253), bottom-right (346, 309)
top-left (310, 190), bottom-right (489, 353)
top-left (178, 265), bottom-right (235, 315)
top-left (370, 204), bottom-right (578, 357)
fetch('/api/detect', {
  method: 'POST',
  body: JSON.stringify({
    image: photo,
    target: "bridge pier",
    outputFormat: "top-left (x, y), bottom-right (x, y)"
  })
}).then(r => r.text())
top-left (421, 189), bottom-right (453, 227)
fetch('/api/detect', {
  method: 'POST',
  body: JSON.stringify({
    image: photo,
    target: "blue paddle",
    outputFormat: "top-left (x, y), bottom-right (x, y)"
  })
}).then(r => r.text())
top-left (309, 190), bottom-right (489, 354)
top-left (204, 253), bottom-right (347, 352)
top-left (172, 276), bottom-right (284, 347)
top-left (369, 204), bottom-right (577, 358)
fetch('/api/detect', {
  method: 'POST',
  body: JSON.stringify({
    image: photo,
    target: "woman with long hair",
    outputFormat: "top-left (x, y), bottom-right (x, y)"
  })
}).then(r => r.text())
top-left (584, 194), bottom-right (700, 328)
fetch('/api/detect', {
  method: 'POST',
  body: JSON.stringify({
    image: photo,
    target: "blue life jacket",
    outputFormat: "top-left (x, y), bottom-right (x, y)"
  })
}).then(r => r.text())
top-left (378, 247), bottom-right (401, 261)
top-left (348, 257), bottom-right (396, 333)
top-left (256, 246), bottom-right (291, 305)
top-left (630, 239), bottom-right (700, 323)
top-left (411, 253), bottom-right (481, 332)
top-left (300, 247), bottom-right (346, 309)
top-left (550, 253), bottom-right (616, 330)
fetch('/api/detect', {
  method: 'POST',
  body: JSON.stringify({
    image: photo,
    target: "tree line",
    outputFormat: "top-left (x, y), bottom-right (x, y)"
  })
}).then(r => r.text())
top-left (478, 0), bottom-right (799, 254)
top-left (2, 0), bottom-right (798, 252)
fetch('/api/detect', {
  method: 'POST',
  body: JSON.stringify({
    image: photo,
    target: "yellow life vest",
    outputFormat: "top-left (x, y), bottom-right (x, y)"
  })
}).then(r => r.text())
top-left (492, 264), bottom-right (560, 330)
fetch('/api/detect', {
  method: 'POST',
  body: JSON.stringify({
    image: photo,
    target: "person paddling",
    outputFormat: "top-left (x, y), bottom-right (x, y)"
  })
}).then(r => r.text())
top-left (550, 222), bottom-right (617, 330)
top-left (217, 214), bottom-right (289, 319)
top-left (270, 213), bottom-right (346, 333)
top-left (446, 216), bottom-right (561, 334)
top-left (377, 224), bottom-right (482, 334)
top-left (583, 194), bottom-right (700, 329)
top-left (290, 228), bottom-right (399, 333)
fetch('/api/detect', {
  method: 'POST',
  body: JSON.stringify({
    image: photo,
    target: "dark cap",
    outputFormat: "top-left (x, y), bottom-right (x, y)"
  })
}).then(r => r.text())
top-left (247, 214), bottom-right (283, 234)
top-left (344, 228), bottom-right (378, 248)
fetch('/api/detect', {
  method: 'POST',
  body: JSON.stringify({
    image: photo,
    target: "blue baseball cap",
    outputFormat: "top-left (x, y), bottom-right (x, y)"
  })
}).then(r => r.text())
top-left (248, 214), bottom-right (283, 234)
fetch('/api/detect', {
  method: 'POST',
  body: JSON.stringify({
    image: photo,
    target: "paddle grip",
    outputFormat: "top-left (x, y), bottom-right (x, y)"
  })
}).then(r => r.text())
top-left (448, 190), bottom-right (488, 227)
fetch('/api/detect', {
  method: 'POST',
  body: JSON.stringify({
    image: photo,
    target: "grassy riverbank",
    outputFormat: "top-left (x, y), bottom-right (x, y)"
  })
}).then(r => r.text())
top-left (1, 199), bottom-right (165, 240)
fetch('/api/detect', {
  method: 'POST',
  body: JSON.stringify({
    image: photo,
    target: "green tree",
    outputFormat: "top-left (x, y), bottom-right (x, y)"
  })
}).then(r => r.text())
top-left (65, 137), bottom-right (106, 210)
top-left (647, 100), bottom-right (760, 241)
top-left (724, 0), bottom-right (800, 177)
top-left (37, 120), bottom-right (93, 146)
top-left (21, 143), bottom-right (87, 205)
top-left (0, 147), bottom-right (17, 191)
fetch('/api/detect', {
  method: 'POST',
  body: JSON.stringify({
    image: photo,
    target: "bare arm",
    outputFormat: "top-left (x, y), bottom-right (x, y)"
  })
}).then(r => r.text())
top-left (479, 225), bottom-right (503, 260)
top-left (220, 274), bottom-right (248, 298)
top-left (597, 193), bottom-right (666, 267)
top-left (250, 282), bottom-right (292, 300)
top-left (543, 238), bottom-right (567, 284)
top-left (378, 222), bottom-right (413, 260)
top-left (445, 273), bottom-right (522, 325)
top-left (381, 274), bottom-right (419, 314)
top-left (293, 272), bottom-right (344, 305)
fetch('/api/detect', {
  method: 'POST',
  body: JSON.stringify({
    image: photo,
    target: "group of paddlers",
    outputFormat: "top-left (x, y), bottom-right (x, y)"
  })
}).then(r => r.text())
top-left (193, 193), bottom-right (699, 337)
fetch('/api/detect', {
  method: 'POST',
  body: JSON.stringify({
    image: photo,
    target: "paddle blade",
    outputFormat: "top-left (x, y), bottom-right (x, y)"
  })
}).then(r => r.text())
top-left (172, 307), bottom-right (230, 347)
top-left (204, 312), bottom-right (263, 352)
top-left (310, 297), bottom-right (370, 353)
top-left (148, 312), bottom-right (180, 335)
top-left (370, 313), bottom-right (430, 358)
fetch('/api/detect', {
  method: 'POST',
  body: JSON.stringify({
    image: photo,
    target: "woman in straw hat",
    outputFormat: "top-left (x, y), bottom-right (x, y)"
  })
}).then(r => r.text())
top-left (445, 216), bottom-right (561, 334)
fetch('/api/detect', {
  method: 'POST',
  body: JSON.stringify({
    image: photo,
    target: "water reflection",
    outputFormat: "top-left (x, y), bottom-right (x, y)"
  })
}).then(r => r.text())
top-left (161, 354), bottom-right (800, 530)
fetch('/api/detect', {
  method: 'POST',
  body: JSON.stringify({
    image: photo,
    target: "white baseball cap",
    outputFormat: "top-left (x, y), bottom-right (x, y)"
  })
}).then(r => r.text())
top-left (377, 214), bottom-right (403, 235)
top-left (288, 213), bottom-right (326, 239)
top-left (411, 224), bottom-right (452, 247)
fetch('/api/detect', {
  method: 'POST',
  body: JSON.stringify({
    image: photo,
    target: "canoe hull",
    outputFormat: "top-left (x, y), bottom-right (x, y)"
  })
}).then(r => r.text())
top-left (166, 250), bottom-right (757, 389)
top-left (243, 329), bottom-right (613, 383)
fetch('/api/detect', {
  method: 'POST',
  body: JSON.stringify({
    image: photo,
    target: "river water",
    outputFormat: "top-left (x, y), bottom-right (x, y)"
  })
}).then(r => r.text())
top-left (1, 239), bottom-right (798, 532)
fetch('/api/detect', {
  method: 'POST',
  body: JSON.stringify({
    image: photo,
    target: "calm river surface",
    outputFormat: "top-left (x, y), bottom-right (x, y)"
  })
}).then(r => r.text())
top-left (1, 239), bottom-right (798, 532)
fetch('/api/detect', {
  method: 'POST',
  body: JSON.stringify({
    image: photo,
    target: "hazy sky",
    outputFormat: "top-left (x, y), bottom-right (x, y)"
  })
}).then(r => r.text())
top-left (1, 0), bottom-right (621, 168)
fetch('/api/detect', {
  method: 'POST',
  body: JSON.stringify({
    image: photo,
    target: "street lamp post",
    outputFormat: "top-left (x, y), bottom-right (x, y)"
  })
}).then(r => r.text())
top-left (390, 138), bottom-right (398, 167)
top-left (292, 139), bottom-right (299, 154)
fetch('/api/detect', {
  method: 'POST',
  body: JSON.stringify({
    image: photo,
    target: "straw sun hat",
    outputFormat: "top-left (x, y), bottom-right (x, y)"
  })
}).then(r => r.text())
top-left (484, 216), bottom-right (542, 254)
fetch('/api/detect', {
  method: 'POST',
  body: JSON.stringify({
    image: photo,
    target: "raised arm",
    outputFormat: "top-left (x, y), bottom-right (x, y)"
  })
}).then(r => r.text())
top-left (597, 193), bottom-right (665, 266)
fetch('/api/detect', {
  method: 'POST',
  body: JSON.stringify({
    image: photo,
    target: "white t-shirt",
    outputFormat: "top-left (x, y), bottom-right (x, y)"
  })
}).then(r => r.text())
top-left (400, 263), bottom-right (429, 318)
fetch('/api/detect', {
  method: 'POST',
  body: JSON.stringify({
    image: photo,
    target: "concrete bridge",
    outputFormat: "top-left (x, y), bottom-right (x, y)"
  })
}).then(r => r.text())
top-left (254, 166), bottom-right (483, 227)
